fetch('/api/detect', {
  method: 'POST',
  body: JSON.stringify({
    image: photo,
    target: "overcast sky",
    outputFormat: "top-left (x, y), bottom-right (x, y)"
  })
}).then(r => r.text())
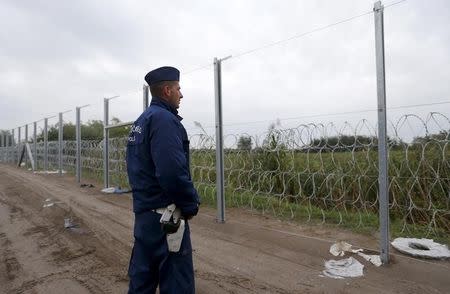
top-left (1, 0), bottom-right (449, 142)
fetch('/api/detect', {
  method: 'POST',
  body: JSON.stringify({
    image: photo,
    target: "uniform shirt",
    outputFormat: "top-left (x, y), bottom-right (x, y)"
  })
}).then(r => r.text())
top-left (126, 97), bottom-right (200, 216)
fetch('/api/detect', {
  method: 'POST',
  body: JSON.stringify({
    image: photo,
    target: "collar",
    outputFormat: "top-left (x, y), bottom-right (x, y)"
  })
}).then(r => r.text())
top-left (150, 97), bottom-right (183, 121)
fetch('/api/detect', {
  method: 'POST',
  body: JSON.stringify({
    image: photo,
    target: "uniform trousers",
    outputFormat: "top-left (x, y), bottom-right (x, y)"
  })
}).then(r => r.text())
top-left (128, 210), bottom-right (194, 294)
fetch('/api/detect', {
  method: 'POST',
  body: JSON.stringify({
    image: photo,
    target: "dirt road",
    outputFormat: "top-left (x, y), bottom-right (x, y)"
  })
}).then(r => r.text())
top-left (0, 164), bottom-right (449, 293)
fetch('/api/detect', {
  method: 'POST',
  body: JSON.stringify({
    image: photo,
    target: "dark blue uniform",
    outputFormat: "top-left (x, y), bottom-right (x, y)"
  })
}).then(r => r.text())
top-left (127, 97), bottom-right (200, 294)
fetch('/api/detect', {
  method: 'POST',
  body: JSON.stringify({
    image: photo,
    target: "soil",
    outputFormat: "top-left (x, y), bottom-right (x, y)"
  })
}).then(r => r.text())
top-left (0, 164), bottom-right (449, 293)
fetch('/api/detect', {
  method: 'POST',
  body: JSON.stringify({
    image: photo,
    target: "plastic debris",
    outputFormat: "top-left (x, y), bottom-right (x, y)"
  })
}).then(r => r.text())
top-left (325, 241), bottom-right (382, 277)
top-left (323, 257), bottom-right (364, 279)
top-left (357, 252), bottom-right (382, 267)
top-left (330, 241), bottom-right (363, 257)
top-left (64, 218), bottom-right (76, 229)
top-left (34, 170), bottom-right (67, 174)
top-left (101, 187), bottom-right (116, 193)
top-left (391, 238), bottom-right (450, 259)
top-left (43, 198), bottom-right (62, 208)
top-left (43, 199), bottom-right (53, 208)
top-left (101, 187), bottom-right (132, 194)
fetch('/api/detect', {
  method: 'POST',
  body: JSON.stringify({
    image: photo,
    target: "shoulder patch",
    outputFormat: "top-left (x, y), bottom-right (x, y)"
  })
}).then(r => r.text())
top-left (128, 123), bottom-right (144, 145)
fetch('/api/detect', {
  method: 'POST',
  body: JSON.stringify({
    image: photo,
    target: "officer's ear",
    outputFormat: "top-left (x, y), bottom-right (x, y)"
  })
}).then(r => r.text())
top-left (162, 83), bottom-right (171, 97)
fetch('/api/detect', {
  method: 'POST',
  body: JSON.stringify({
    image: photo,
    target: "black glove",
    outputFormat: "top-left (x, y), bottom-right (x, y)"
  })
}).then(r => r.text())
top-left (161, 215), bottom-right (181, 234)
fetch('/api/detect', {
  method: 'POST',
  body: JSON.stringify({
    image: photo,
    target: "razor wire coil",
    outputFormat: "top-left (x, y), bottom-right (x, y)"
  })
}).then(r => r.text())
top-left (0, 112), bottom-right (448, 238)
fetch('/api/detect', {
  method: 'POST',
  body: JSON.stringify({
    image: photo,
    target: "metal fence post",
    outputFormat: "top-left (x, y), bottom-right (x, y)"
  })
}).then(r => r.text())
top-left (103, 98), bottom-right (110, 188)
top-left (25, 124), bottom-right (28, 167)
top-left (75, 105), bottom-right (89, 183)
top-left (1, 131), bottom-right (4, 162)
top-left (143, 84), bottom-right (149, 111)
top-left (3, 132), bottom-right (5, 162)
top-left (10, 131), bottom-right (13, 162)
top-left (76, 107), bottom-right (81, 183)
top-left (4, 132), bottom-right (7, 163)
top-left (44, 118), bottom-right (48, 171)
top-left (18, 126), bottom-right (21, 165)
top-left (214, 57), bottom-right (226, 223)
top-left (33, 122), bottom-right (37, 171)
top-left (11, 129), bottom-right (15, 163)
top-left (7, 131), bottom-right (9, 162)
top-left (6, 132), bottom-right (10, 163)
top-left (374, 0), bottom-right (390, 265)
top-left (6, 132), bottom-right (8, 162)
top-left (58, 112), bottom-right (63, 176)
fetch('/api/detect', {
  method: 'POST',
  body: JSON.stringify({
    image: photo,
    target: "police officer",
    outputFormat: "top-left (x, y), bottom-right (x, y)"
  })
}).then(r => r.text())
top-left (127, 66), bottom-right (200, 294)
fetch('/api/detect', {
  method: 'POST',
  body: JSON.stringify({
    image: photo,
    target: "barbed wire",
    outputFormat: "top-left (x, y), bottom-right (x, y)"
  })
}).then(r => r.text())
top-left (188, 112), bottom-right (449, 237)
top-left (2, 110), bottom-right (447, 239)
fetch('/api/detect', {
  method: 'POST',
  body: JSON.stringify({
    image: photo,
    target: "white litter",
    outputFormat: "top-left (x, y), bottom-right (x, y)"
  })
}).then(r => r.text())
top-left (101, 187), bottom-right (132, 194)
top-left (323, 257), bottom-right (364, 279)
top-left (64, 218), bottom-right (76, 229)
top-left (101, 187), bottom-right (116, 194)
top-left (357, 252), bottom-right (382, 267)
top-left (330, 241), bottom-right (363, 257)
top-left (42, 198), bottom-right (62, 208)
top-left (391, 238), bottom-right (450, 259)
top-left (323, 241), bottom-right (382, 279)
top-left (34, 170), bottom-right (66, 174)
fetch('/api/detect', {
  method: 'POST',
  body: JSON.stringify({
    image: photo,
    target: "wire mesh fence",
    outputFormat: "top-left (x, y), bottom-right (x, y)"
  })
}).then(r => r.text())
top-left (3, 111), bottom-right (447, 238)
top-left (109, 137), bottom-right (129, 188)
top-left (0, 145), bottom-right (16, 164)
top-left (189, 112), bottom-right (449, 239)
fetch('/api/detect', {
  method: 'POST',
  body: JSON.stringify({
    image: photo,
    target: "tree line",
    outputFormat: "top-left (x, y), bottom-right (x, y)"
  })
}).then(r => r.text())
top-left (0, 117), bottom-right (131, 143)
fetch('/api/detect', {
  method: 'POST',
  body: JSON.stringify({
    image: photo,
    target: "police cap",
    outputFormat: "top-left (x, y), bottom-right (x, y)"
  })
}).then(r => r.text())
top-left (145, 66), bottom-right (180, 86)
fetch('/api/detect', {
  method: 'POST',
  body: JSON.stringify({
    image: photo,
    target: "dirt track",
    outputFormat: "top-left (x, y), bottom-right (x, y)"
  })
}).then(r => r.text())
top-left (0, 164), bottom-right (449, 293)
